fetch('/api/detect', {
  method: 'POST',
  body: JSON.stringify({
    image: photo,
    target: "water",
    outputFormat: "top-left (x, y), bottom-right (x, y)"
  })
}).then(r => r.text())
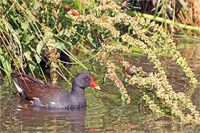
top-left (1, 84), bottom-right (199, 132)
top-left (1, 43), bottom-right (200, 132)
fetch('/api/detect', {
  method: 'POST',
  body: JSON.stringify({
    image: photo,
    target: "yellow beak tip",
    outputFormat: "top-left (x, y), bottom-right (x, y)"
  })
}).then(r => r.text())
top-left (95, 86), bottom-right (101, 90)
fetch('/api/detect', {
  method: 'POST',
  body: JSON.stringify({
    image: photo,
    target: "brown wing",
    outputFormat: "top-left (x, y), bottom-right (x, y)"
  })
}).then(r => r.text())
top-left (11, 73), bottom-right (69, 106)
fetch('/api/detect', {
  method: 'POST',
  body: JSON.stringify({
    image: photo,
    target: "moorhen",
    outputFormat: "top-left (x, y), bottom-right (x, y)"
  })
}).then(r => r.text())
top-left (11, 72), bottom-right (100, 109)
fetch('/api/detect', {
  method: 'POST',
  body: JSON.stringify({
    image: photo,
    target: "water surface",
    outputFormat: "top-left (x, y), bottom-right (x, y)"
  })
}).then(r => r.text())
top-left (1, 43), bottom-right (200, 132)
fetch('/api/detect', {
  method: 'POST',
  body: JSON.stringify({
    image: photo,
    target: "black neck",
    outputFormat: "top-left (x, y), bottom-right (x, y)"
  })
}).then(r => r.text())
top-left (71, 83), bottom-right (86, 100)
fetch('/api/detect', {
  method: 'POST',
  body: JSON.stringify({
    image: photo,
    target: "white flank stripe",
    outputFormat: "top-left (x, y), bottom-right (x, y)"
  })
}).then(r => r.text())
top-left (50, 102), bottom-right (55, 105)
top-left (13, 80), bottom-right (23, 93)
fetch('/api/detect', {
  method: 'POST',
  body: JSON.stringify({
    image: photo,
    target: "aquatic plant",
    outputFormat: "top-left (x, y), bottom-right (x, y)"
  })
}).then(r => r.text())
top-left (0, 0), bottom-right (199, 124)
top-left (70, 0), bottom-right (199, 124)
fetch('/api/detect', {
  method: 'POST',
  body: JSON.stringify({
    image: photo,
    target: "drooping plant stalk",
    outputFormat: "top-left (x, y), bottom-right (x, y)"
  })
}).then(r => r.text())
top-left (127, 11), bottom-right (200, 31)
top-left (71, 0), bottom-right (200, 124)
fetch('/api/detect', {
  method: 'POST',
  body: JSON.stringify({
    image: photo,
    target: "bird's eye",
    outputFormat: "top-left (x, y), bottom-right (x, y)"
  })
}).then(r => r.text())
top-left (83, 77), bottom-right (87, 80)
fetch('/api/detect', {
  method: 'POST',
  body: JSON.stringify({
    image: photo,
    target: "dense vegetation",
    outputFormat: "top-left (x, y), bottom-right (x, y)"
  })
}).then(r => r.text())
top-left (0, 0), bottom-right (199, 124)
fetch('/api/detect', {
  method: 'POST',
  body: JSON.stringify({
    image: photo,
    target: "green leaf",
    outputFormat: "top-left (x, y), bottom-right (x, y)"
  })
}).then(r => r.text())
top-left (25, 34), bottom-right (35, 45)
top-left (56, 42), bottom-right (69, 50)
top-left (21, 20), bottom-right (29, 31)
top-left (35, 33), bottom-right (53, 63)
top-left (0, 47), bottom-right (12, 76)
top-left (24, 51), bottom-right (36, 70)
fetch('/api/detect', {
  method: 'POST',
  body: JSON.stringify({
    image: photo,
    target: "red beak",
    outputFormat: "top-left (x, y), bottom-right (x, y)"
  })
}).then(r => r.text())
top-left (90, 76), bottom-right (100, 90)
